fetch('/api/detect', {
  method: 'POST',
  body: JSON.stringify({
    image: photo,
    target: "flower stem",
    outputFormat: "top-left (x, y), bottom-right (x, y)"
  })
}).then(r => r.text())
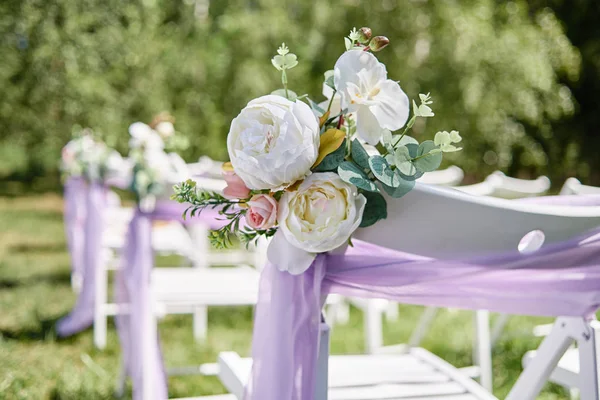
top-left (326, 89), bottom-right (337, 114)
top-left (281, 70), bottom-right (289, 99)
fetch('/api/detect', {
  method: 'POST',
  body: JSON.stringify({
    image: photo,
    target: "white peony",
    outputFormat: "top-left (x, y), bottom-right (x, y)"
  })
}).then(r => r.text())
top-left (227, 95), bottom-right (320, 190)
top-left (334, 50), bottom-right (410, 145)
top-left (268, 172), bottom-right (366, 274)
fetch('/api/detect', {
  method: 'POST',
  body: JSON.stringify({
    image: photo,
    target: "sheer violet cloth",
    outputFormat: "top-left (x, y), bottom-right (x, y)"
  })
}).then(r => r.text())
top-left (63, 178), bottom-right (87, 286)
top-left (115, 201), bottom-right (224, 400)
top-left (57, 182), bottom-right (107, 337)
top-left (245, 195), bottom-right (600, 400)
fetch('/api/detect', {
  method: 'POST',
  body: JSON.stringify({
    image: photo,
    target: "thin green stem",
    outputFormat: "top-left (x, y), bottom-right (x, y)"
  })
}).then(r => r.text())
top-left (325, 89), bottom-right (337, 114)
top-left (282, 70), bottom-right (289, 99)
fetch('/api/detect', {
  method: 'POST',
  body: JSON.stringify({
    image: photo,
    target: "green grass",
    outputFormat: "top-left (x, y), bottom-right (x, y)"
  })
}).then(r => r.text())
top-left (0, 194), bottom-right (570, 399)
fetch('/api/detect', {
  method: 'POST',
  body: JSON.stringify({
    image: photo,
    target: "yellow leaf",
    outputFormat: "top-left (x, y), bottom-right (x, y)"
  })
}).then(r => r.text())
top-left (319, 110), bottom-right (330, 128)
top-left (222, 161), bottom-right (234, 172)
top-left (312, 129), bottom-right (346, 168)
top-left (286, 179), bottom-right (303, 192)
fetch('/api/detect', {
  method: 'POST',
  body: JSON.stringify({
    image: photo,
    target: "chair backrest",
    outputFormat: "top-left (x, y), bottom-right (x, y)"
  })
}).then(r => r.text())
top-left (417, 166), bottom-right (464, 187)
top-left (560, 177), bottom-right (600, 196)
top-left (356, 183), bottom-right (600, 258)
top-left (455, 171), bottom-right (550, 199)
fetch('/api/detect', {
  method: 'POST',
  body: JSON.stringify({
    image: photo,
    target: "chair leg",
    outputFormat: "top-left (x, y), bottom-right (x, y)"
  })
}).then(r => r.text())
top-left (193, 306), bottom-right (208, 342)
top-left (364, 300), bottom-right (383, 354)
top-left (507, 317), bottom-right (579, 400)
top-left (491, 313), bottom-right (510, 345)
top-left (473, 310), bottom-right (493, 392)
top-left (408, 307), bottom-right (438, 348)
top-left (575, 319), bottom-right (600, 400)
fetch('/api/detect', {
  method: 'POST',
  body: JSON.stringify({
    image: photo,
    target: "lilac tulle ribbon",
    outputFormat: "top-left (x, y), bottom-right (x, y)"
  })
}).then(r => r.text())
top-left (57, 182), bottom-right (107, 336)
top-left (245, 196), bottom-right (600, 400)
top-left (116, 202), bottom-right (224, 400)
top-left (62, 178), bottom-right (87, 288)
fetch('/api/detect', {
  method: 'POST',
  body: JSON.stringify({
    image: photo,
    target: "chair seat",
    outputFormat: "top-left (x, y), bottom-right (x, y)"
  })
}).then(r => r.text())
top-left (218, 348), bottom-right (496, 400)
top-left (152, 266), bottom-right (260, 307)
top-left (523, 347), bottom-right (579, 389)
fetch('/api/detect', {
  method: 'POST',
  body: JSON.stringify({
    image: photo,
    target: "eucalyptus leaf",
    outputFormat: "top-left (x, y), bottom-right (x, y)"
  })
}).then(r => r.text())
top-left (324, 70), bottom-right (335, 89)
top-left (414, 140), bottom-right (442, 172)
top-left (313, 139), bottom-right (346, 172)
top-left (393, 146), bottom-right (417, 177)
top-left (338, 161), bottom-right (379, 192)
top-left (369, 155), bottom-right (403, 188)
top-left (382, 178), bottom-right (415, 198)
top-left (351, 140), bottom-right (370, 170)
top-left (359, 191), bottom-right (387, 228)
top-left (271, 88), bottom-right (298, 101)
top-left (307, 98), bottom-right (325, 114)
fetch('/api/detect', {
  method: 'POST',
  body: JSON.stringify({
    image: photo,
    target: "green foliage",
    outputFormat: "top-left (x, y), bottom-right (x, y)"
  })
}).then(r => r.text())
top-left (337, 161), bottom-right (378, 192)
top-left (359, 191), bottom-right (387, 228)
top-left (312, 139), bottom-right (346, 172)
top-left (0, 0), bottom-right (587, 188)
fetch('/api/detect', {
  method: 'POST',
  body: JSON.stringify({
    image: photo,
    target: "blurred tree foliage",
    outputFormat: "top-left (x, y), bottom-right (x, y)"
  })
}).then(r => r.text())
top-left (0, 0), bottom-right (591, 189)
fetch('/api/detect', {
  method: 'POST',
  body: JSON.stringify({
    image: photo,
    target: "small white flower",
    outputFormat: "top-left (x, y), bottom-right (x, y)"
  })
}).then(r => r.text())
top-left (128, 122), bottom-right (165, 151)
top-left (155, 121), bottom-right (175, 138)
top-left (227, 95), bottom-right (320, 190)
top-left (268, 172), bottom-right (366, 274)
top-left (334, 50), bottom-right (410, 144)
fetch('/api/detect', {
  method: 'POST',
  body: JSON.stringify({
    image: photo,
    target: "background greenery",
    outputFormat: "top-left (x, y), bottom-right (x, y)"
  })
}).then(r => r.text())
top-left (0, 194), bottom-right (570, 399)
top-left (1, 0), bottom-right (599, 192)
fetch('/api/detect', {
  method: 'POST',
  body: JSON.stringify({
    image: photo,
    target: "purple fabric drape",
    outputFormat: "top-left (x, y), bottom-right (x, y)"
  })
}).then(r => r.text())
top-left (116, 202), bottom-right (224, 400)
top-left (57, 183), bottom-right (107, 336)
top-left (63, 178), bottom-right (87, 287)
top-left (245, 196), bottom-right (600, 400)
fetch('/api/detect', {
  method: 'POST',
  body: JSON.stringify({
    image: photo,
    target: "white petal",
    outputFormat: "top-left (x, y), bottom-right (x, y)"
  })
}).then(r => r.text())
top-left (334, 50), bottom-right (387, 109)
top-left (356, 107), bottom-right (385, 145)
top-left (129, 122), bottom-right (152, 139)
top-left (267, 230), bottom-right (316, 275)
top-left (370, 80), bottom-right (410, 131)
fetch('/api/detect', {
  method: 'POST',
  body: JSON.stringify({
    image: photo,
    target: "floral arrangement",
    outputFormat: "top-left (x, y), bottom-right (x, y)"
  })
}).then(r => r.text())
top-left (128, 113), bottom-right (188, 202)
top-left (173, 28), bottom-right (462, 274)
top-left (60, 128), bottom-right (124, 183)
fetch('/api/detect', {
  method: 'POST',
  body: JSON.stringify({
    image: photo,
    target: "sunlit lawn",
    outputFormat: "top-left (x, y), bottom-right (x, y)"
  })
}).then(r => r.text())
top-left (0, 194), bottom-right (569, 399)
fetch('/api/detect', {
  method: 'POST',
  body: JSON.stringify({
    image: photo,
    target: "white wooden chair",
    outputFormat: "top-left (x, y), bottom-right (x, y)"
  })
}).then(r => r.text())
top-left (211, 182), bottom-right (600, 400)
top-left (417, 165), bottom-right (465, 186)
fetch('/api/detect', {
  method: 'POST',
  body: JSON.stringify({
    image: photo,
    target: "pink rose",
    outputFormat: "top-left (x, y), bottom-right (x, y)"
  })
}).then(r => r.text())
top-left (223, 171), bottom-right (251, 199)
top-left (247, 194), bottom-right (278, 230)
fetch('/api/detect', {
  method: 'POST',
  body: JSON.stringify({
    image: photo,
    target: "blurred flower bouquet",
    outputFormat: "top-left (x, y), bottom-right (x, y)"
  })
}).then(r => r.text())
top-left (60, 128), bottom-right (125, 183)
top-left (173, 28), bottom-right (462, 274)
top-left (128, 113), bottom-right (189, 203)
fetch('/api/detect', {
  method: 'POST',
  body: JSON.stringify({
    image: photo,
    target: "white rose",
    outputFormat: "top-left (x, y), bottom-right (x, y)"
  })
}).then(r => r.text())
top-left (334, 50), bottom-right (410, 145)
top-left (268, 172), bottom-right (366, 274)
top-left (227, 95), bottom-right (320, 190)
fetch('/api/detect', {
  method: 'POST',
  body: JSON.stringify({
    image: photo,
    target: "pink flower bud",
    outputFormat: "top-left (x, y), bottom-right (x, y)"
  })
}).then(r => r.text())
top-left (223, 171), bottom-right (251, 199)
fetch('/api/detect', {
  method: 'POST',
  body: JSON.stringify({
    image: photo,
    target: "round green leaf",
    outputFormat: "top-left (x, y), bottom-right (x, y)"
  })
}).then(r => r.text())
top-left (414, 140), bottom-right (442, 172)
top-left (359, 191), bottom-right (387, 228)
top-left (369, 155), bottom-right (403, 188)
top-left (351, 140), bottom-right (370, 170)
top-left (338, 161), bottom-right (378, 192)
top-left (382, 178), bottom-right (415, 198)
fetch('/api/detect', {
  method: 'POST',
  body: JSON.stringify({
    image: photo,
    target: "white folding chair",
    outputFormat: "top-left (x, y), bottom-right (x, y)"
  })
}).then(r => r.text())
top-left (214, 182), bottom-right (600, 400)
top-left (519, 177), bottom-right (600, 396)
